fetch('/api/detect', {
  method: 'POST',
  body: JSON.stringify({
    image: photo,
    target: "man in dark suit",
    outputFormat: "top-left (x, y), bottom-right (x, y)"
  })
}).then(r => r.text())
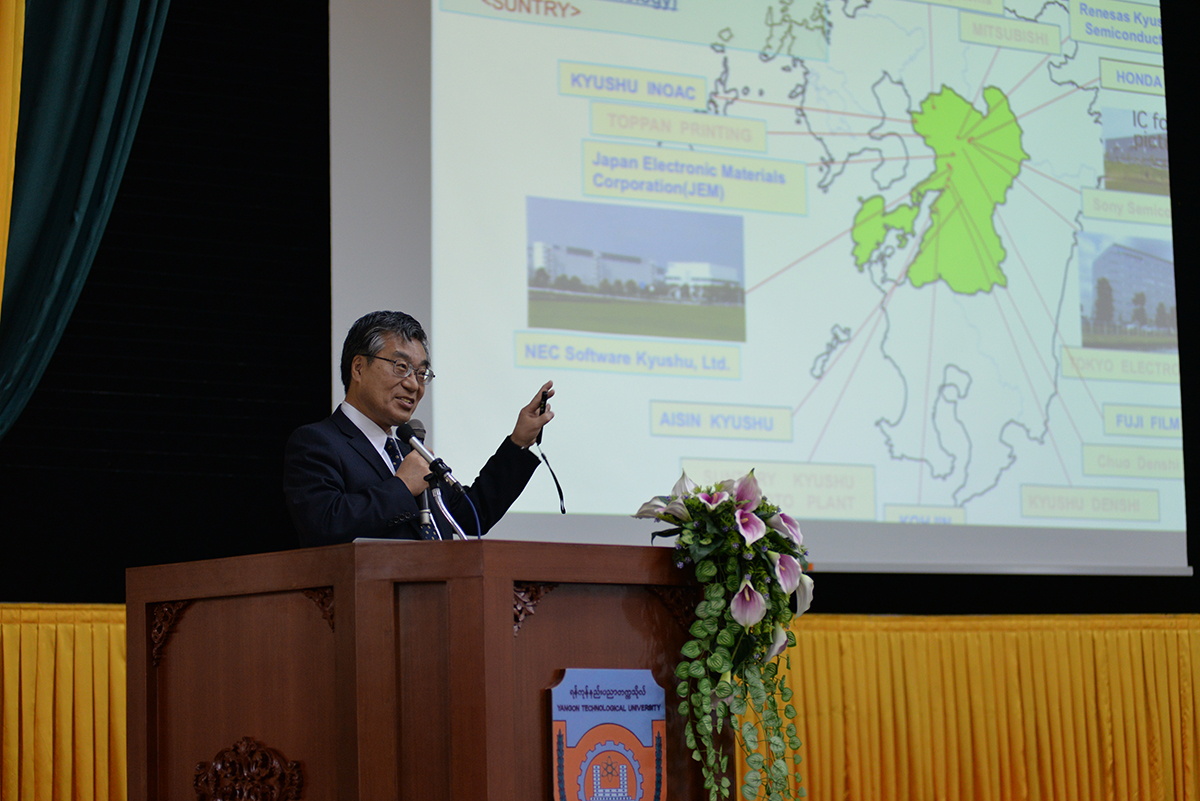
top-left (284, 310), bottom-right (554, 546)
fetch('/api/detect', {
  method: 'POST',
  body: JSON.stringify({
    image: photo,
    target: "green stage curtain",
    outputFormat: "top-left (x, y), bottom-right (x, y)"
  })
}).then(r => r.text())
top-left (0, 0), bottom-right (23, 321)
top-left (0, 0), bottom-right (170, 440)
top-left (744, 614), bottom-right (1200, 801)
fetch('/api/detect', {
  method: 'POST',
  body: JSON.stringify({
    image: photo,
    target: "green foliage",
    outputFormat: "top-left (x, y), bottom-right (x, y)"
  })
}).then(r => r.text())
top-left (643, 472), bottom-right (811, 801)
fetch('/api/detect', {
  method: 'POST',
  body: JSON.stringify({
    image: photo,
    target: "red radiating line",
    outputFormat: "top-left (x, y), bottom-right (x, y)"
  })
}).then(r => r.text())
top-left (746, 230), bottom-right (850, 295)
top-left (928, 6), bottom-right (935, 95)
top-left (954, 101), bottom-right (978, 143)
top-left (966, 142), bottom-right (1038, 211)
top-left (960, 95), bottom-right (1012, 141)
top-left (972, 140), bottom-right (1082, 195)
top-left (974, 78), bottom-right (1100, 142)
top-left (1004, 52), bottom-right (1054, 100)
top-left (943, 176), bottom-right (999, 284)
top-left (727, 95), bottom-right (913, 124)
top-left (789, 218), bottom-right (930, 421)
top-left (969, 139), bottom-right (1024, 183)
top-left (960, 146), bottom-right (999, 205)
top-left (902, 175), bottom-right (1076, 485)
top-left (807, 296), bottom-right (889, 461)
top-left (1022, 163), bottom-right (1083, 196)
top-left (971, 138), bottom-right (1022, 167)
top-left (990, 290), bottom-right (1074, 485)
top-left (942, 179), bottom-right (1074, 483)
top-left (972, 145), bottom-right (1080, 235)
top-left (840, 154), bottom-right (937, 167)
top-left (746, 188), bottom-right (916, 294)
top-left (1000, 286), bottom-right (1084, 444)
top-left (995, 211), bottom-right (1105, 422)
top-left (791, 304), bottom-right (882, 416)
top-left (1016, 77), bottom-right (1103, 121)
top-left (929, 192), bottom-right (966, 234)
top-left (767, 131), bottom-right (925, 137)
top-left (807, 263), bottom-right (913, 461)
top-left (971, 48), bottom-right (1002, 107)
top-left (1014, 176), bottom-right (1079, 231)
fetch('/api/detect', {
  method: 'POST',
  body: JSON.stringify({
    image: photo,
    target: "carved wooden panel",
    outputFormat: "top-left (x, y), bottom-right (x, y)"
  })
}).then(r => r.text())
top-left (302, 587), bottom-right (335, 631)
top-left (151, 600), bottom-right (192, 666)
top-left (194, 736), bottom-right (304, 801)
top-left (513, 581), bottom-right (558, 635)
top-left (647, 585), bottom-right (702, 632)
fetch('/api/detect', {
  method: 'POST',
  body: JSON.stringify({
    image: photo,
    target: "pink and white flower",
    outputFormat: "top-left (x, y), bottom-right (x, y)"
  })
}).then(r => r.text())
top-left (695, 490), bottom-right (730, 510)
top-left (733, 471), bottom-right (762, 509)
top-left (671, 471), bottom-right (698, 500)
top-left (735, 507), bottom-right (766, 545)
top-left (730, 577), bottom-right (767, 627)
top-left (662, 496), bottom-right (691, 521)
top-left (633, 496), bottom-right (668, 519)
top-left (795, 573), bottom-right (814, 615)
top-left (765, 623), bottom-right (789, 659)
top-left (767, 511), bottom-right (802, 546)
top-left (769, 552), bottom-right (803, 595)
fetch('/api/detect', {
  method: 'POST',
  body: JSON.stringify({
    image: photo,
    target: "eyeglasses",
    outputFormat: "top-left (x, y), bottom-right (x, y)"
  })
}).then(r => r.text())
top-left (365, 354), bottom-right (436, 385)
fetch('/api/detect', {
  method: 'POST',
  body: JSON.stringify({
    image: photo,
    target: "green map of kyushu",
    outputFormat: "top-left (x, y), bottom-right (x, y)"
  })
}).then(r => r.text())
top-left (852, 85), bottom-right (1029, 294)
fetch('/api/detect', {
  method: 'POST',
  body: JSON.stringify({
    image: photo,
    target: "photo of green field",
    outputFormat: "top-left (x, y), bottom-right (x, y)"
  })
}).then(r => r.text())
top-left (1104, 160), bottom-right (1170, 196)
top-left (1102, 108), bottom-right (1168, 196)
top-left (526, 197), bottom-right (746, 343)
top-left (528, 291), bottom-right (745, 341)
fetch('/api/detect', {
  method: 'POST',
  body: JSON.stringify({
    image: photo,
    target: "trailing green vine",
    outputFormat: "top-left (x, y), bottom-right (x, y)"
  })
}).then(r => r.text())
top-left (635, 471), bottom-right (813, 800)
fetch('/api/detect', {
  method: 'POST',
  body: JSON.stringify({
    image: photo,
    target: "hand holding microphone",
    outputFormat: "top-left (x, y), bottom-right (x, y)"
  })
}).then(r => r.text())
top-left (397, 421), bottom-right (464, 493)
top-left (394, 449), bottom-right (431, 496)
top-left (398, 419), bottom-right (473, 539)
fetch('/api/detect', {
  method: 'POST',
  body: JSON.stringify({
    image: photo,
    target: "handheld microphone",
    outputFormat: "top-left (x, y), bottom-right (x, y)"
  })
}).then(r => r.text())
top-left (405, 420), bottom-right (442, 540)
top-left (397, 421), bottom-right (464, 492)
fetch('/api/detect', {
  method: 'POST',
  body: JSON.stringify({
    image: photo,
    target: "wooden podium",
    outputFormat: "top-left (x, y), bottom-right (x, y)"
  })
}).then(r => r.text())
top-left (126, 540), bottom-right (701, 800)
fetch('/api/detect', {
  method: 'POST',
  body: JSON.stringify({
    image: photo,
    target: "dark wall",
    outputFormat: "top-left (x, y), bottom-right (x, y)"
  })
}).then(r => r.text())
top-left (0, 2), bottom-right (332, 601)
top-left (0, 2), bottom-right (1194, 611)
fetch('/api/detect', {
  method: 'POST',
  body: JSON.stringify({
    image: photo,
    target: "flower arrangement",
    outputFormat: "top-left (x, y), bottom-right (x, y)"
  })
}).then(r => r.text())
top-left (635, 470), bottom-right (813, 801)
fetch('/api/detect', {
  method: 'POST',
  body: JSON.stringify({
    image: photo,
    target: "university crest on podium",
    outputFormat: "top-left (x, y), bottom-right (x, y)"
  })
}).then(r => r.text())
top-left (550, 668), bottom-right (667, 801)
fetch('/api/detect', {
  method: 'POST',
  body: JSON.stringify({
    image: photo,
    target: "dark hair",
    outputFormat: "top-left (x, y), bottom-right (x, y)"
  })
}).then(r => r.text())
top-left (340, 310), bottom-right (428, 391)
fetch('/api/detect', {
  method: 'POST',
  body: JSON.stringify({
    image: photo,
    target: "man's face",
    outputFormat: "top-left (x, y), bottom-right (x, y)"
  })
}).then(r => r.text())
top-left (346, 333), bottom-right (428, 431)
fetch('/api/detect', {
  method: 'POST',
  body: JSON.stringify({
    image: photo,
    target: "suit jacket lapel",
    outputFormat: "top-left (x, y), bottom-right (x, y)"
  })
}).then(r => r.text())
top-left (332, 407), bottom-right (393, 481)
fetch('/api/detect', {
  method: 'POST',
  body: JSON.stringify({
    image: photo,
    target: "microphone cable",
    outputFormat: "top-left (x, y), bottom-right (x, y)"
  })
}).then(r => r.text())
top-left (534, 443), bottom-right (566, 514)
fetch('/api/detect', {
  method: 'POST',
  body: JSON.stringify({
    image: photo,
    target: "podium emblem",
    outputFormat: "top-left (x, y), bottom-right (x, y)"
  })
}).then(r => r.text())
top-left (551, 668), bottom-right (666, 801)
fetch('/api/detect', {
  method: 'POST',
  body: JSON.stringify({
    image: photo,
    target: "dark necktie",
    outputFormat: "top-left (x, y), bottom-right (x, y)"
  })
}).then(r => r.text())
top-left (386, 436), bottom-right (442, 540)
top-left (384, 437), bottom-right (403, 471)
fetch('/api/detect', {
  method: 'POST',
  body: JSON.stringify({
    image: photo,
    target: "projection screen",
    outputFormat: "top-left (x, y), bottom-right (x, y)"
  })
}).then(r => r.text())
top-left (331, 0), bottom-right (1190, 574)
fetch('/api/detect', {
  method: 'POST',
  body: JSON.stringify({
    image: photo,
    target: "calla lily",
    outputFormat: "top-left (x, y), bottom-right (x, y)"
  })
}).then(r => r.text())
top-left (795, 572), bottom-right (814, 615)
top-left (735, 507), bottom-right (766, 545)
top-left (734, 471), bottom-right (762, 509)
top-left (767, 511), bottom-right (803, 545)
top-left (696, 490), bottom-right (730, 510)
top-left (633, 496), bottom-right (668, 519)
top-left (662, 497), bottom-right (691, 521)
top-left (769, 552), bottom-right (803, 594)
top-left (671, 471), bottom-right (698, 500)
top-left (730, 577), bottom-right (767, 627)
top-left (765, 623), bottom-right (789, 659)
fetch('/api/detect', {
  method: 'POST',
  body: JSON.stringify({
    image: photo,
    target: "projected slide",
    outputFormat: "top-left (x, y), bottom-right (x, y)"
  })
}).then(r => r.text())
top-left (430, 0), bottom-right (1181, 569)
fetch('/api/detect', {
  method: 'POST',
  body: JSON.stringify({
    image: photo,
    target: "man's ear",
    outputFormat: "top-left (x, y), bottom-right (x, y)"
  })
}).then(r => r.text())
top-left (349, 354), bottom-right (367, 385)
